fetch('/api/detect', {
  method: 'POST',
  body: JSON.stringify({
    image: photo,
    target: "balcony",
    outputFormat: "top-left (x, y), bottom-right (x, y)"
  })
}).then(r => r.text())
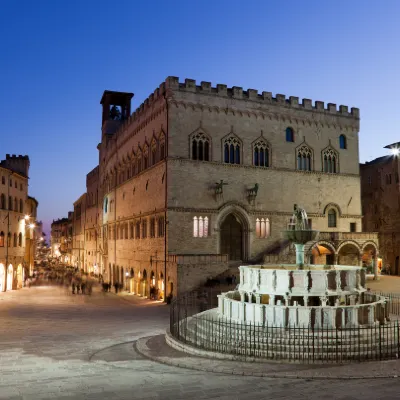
top-left (318, 232), bottom-right (378, 242)
top-left (168, 254), bottom-right (228, 264)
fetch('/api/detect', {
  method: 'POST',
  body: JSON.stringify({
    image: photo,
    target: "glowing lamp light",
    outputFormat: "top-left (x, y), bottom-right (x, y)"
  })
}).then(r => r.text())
top-left (391, 148), bottom-right (400, 156)
top-left (24, 215), bottom-right (30, 220)
top-left (29, 224), bottom-right (35, 229)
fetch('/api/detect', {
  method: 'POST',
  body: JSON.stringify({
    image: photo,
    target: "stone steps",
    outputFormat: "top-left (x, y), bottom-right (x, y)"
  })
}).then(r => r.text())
top-left (175, 316), bottom-right (400, 360)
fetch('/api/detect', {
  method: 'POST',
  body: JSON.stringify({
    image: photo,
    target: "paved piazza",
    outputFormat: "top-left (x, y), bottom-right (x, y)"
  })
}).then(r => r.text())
top-left (0, 284), bottom-right (400, 400)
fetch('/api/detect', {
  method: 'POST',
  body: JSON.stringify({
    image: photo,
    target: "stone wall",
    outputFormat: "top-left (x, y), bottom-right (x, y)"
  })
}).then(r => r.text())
top-left (175, 259), bottom-right (229, 295)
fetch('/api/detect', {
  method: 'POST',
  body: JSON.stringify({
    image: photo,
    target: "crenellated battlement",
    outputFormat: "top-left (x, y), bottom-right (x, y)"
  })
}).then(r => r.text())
top-left (107, 75), bottom-right (359, 145)
top-left (163, 76), bottom-right (359, 118)
top-left (0, 154), bottom-right (30, 177)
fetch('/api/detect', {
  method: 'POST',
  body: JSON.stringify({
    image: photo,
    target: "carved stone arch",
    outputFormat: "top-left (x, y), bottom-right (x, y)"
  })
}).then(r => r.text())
top-left (336, 240), bottom-right (361, 254)
top-left (215, 202), bottom-right (251, 261)
top-left (221, 131), bottom-right (243, 164)
top-left (189, 126), bottom-right (212, 161)
top-left (158, 129), bottom-right (166, 142)
top-left (295, 140), bottom-right (314, 171)
top-left (361, 240), bottom-right (379, 254)
top-left (323, 202), bottom-right (342, 217)
top-left (307, 240), bottom-right (337, 256)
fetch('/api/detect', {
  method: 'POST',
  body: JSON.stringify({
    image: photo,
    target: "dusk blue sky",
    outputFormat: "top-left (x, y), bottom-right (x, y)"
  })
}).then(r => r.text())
top-left (1, 0), bottom-right (399, 235)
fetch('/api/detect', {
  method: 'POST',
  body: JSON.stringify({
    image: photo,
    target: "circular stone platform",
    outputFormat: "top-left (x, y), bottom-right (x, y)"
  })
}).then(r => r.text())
top-left (135, 333), bottom-right (400, 379)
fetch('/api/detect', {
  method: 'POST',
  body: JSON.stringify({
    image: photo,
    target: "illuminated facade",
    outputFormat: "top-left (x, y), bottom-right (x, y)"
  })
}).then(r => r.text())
top-left (0, 154), bottom-right (34, 291)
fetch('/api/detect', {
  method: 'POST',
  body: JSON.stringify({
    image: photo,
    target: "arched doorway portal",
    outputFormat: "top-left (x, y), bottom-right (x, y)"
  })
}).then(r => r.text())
top-left (141, 269), bottom-right (148, 297)
top-left (7, 265), bottom-right (13, 291)
top-left (220, 214), bottom-right (243, 261)
top-left (16, 264), bottom-right (23, 289)
top-left (0, 264), bottom-right (5, 292)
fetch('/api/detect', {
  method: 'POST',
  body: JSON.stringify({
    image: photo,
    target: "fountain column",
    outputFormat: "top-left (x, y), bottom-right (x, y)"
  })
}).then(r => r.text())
top-left (295, 243), bottom-right (305, 266)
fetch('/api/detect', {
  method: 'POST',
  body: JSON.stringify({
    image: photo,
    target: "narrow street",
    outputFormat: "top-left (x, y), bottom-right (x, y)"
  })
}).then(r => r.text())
top-left (0, 285), bottom-right (399, 400)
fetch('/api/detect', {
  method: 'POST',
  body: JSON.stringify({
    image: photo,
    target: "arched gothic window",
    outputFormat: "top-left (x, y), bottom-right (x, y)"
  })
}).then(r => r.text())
top-left (151, 139), bottom-right (158, 165)
top-left (328, 209), bottom-right (337, 227)
top-left (142, 219), bottom-right (147, 238)
top-left (223, 136), bottom-right (241, 164)
top-left (253, 139), bottom-right (270, 167)
top-left (297, 145), bottom-right (312, 171)
top-left (150, 218), bottom-right (156, 238)
top-left (256, 218), bottom-right (271, 238)
top-left (158, 216), bottom-right (165, 237)
top-left (14, 198), bottom-right (17, 212)
top-left (1, 194), bottom-right (5, 209)
top-left (322, 148), bottom-right (338, 173)
top-left (131, 158), bottom-right (137, 176)
top-left (339, 134), bottom-right (347, 149)
top-left (8, 196), bottom-right (12, 211)
top-left (0, 231), bottom-right (4, 247)
top-left (7, 232), bottom-right (11, 247)
top-left (135, 221), bottom-right (140, 238)
top-left (104, 197), bottom-right (108, 213)
top-left (19, 199), bottom-right (23, 213)
top-left (18, 232), bottom-right (22, 247)
top-left (193, 216), bottom-right (209, 237)
top-left (137, 155), bottom-right (142, 174)
top-left (143, 153), bottom-right (148, 170)
top-left (159, 133), bottom-right (166, 160)
top-left (286, 127), bottom-right (294, 142)
top-left (191, 132), bottom-right (210, 161)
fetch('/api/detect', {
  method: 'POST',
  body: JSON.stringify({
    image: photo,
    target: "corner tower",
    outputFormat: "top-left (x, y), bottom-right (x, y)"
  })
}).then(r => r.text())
top-left (100, 90), bottom-right (134, 137)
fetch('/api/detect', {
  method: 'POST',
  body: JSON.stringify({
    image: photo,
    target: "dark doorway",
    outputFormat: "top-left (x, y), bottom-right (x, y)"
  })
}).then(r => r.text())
top-left (220, 214), bottom-right (243, 261)
top-left (396, 256), bottom-right (399, 275)
top-left (326, 254), bottom-right (335, 265)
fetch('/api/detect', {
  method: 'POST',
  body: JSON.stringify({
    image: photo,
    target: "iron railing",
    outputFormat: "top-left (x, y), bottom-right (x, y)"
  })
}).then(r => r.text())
top-left (170, 290), bottom-right (400, 363)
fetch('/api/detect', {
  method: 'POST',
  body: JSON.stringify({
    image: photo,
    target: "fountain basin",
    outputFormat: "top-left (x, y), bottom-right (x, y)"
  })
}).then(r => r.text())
top-left (283, 229), bottom-right (319, 244)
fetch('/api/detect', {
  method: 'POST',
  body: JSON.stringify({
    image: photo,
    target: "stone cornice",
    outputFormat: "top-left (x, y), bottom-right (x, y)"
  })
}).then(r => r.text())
top-left (167, 98), bottom-right (358, 132)
top-left (166, 205), bottom-right (362, 219)
top-left (168, 157), bottom-right (361, 179)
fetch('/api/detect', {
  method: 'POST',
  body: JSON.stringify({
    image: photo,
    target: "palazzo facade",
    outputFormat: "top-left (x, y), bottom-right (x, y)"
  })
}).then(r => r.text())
top-left (55, 77), bottom-right (380, 298)
top-left (0, 154), bottom-right (38, 291)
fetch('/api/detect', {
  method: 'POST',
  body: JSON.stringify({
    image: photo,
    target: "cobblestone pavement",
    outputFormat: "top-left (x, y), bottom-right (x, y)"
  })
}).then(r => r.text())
top-left (0, 285), bottom-right (400, 400)
top-left (366, 275), bottom-right (400, 293)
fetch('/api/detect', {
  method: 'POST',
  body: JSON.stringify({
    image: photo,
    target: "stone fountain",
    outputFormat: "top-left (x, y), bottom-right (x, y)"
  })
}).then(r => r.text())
top-left (168, 205), bottom-right (393, 362)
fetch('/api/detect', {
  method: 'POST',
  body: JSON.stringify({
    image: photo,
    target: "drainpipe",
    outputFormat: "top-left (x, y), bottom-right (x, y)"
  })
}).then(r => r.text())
top-left (164, 98), bottom-right (169, 302)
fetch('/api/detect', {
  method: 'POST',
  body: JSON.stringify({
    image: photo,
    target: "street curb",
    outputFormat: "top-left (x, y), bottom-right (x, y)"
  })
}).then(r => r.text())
top-left (135, 334), bottom-right (400, 380)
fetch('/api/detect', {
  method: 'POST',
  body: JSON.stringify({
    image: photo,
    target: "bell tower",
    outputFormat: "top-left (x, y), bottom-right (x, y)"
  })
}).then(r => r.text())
top-left (100, 90), bottom-right (134, 136)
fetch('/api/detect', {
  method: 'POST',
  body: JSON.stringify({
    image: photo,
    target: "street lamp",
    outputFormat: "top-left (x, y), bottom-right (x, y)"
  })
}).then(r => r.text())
top-left (125, 271), bottom-right (129, 291)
